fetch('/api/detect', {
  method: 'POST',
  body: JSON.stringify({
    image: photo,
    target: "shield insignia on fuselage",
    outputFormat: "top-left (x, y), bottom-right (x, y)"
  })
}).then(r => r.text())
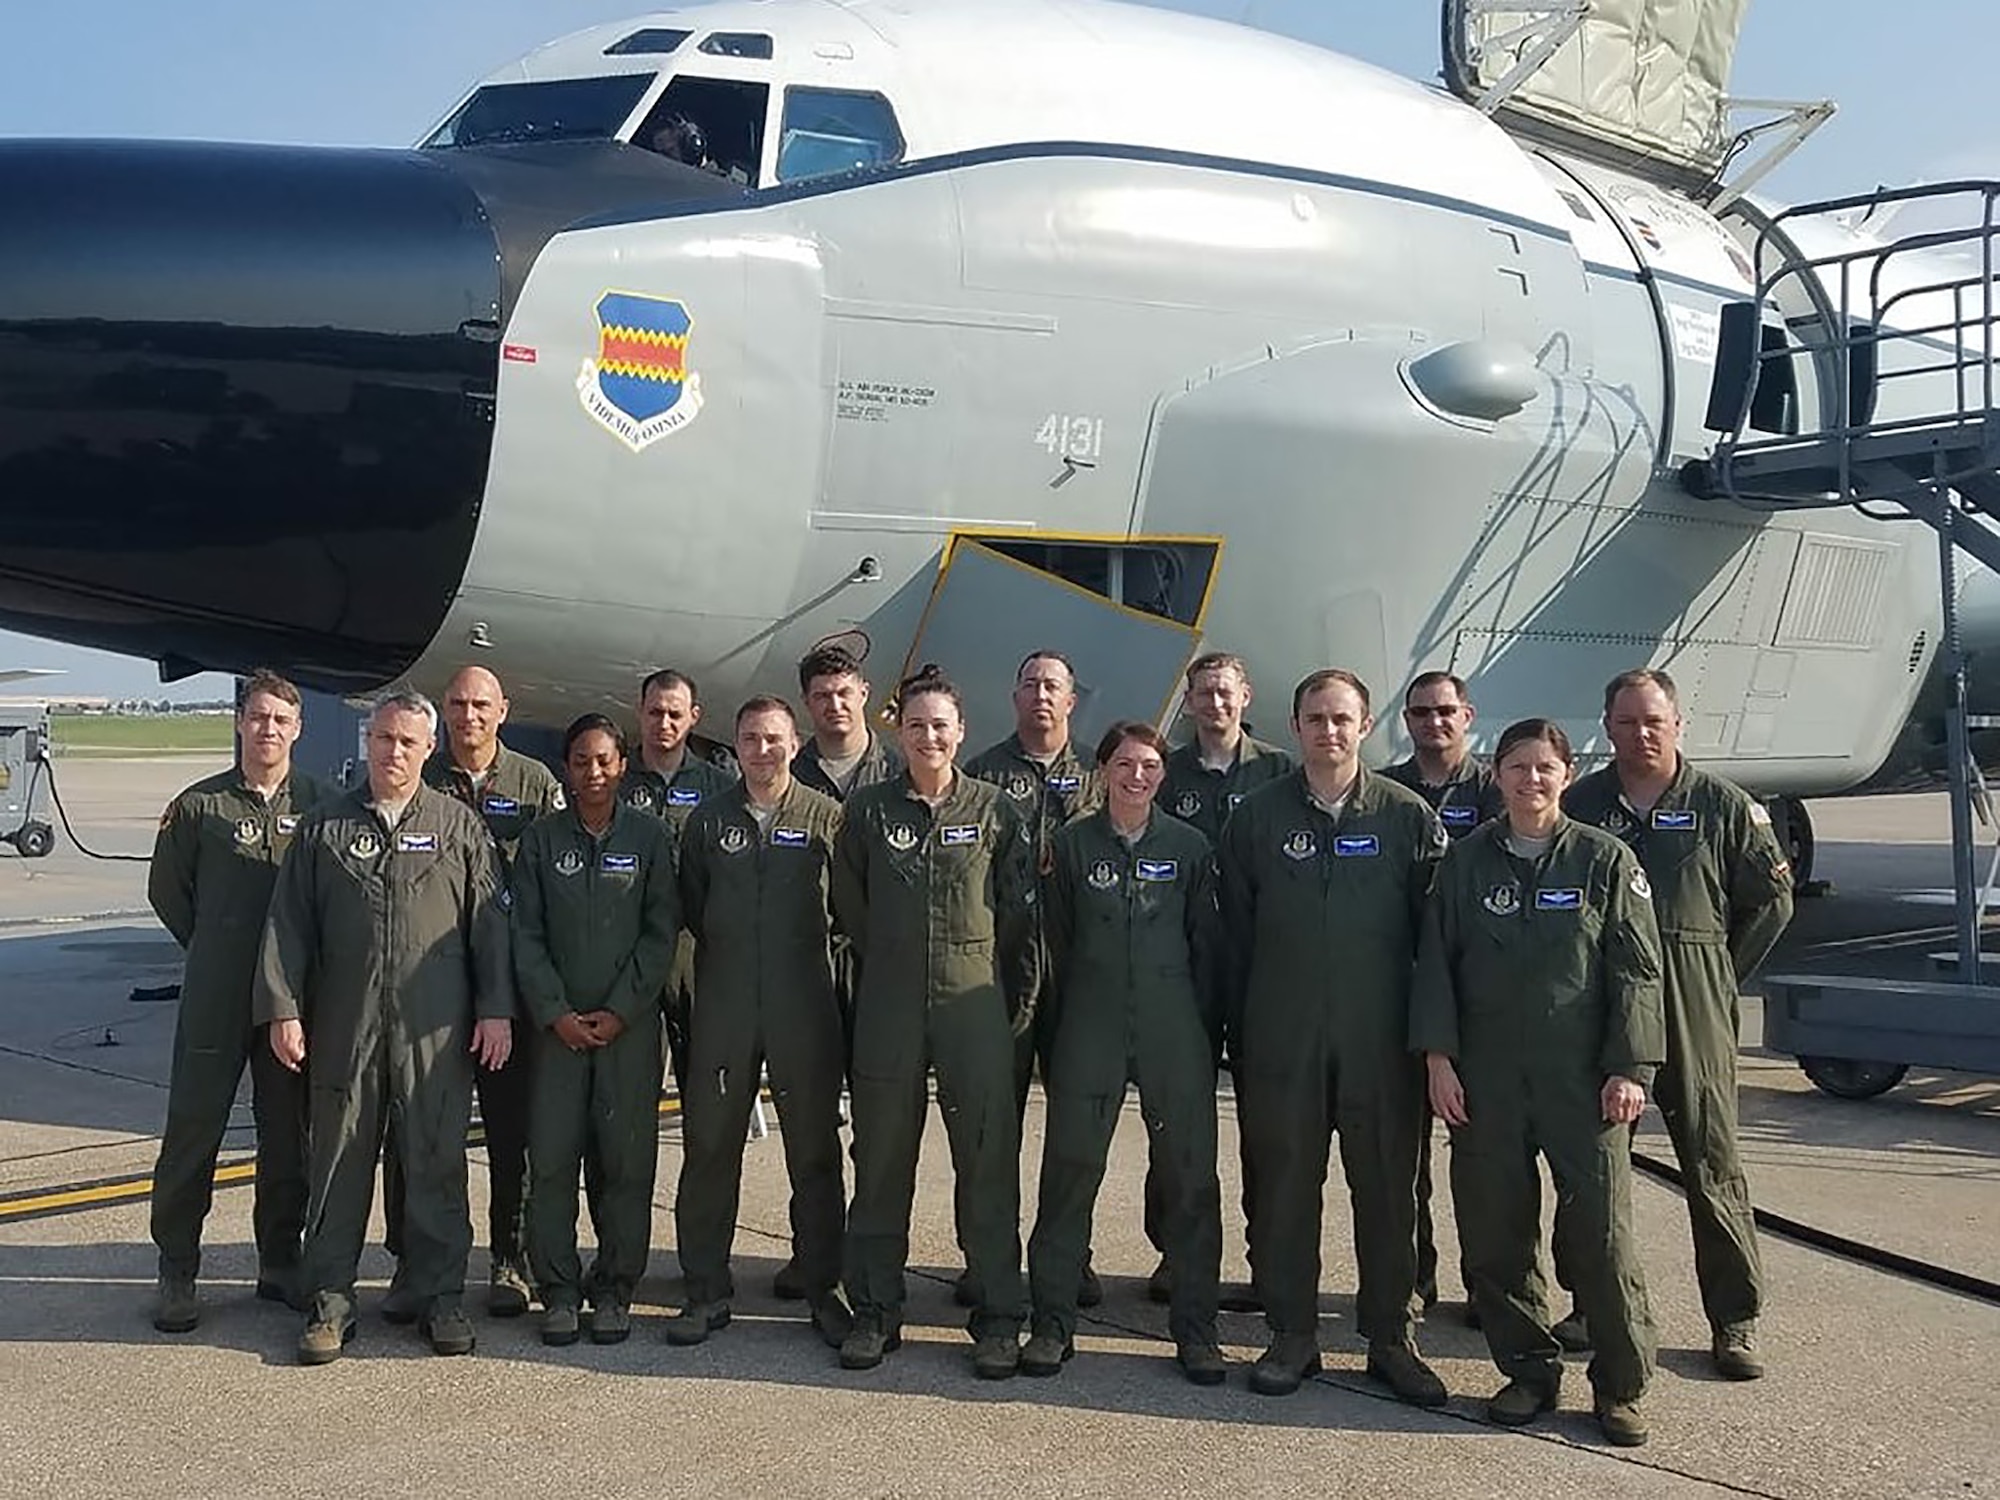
top-left (578, 291), bottom-right (705, 451)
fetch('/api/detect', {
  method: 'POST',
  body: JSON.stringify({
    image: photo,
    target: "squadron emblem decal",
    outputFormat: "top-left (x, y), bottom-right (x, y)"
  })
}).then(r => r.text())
top-left (578, 291), bottom-right (705, 452)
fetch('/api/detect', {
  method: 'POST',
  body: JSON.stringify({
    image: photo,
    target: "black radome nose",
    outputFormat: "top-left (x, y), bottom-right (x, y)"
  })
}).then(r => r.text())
top-left (0, 139), bottom-right (505, 689)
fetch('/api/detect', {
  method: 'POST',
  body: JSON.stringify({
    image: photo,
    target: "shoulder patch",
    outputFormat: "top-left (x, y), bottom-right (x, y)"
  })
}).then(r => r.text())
top-left (1749, 801), bottom-right (1773, 827)
top-left (1630, 867), bottom-right (1653, 901)
top-left (551, 786), bottom-right (567, 811)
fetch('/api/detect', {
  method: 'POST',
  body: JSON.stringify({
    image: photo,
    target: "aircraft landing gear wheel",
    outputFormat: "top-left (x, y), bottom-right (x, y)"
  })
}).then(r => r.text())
top-left (16, 822), bottom-right (54, 859)
top-left (1799, 1056), bottom-right (1908, 1100)
top-left (1772, 796), bottom-right (1815, 892)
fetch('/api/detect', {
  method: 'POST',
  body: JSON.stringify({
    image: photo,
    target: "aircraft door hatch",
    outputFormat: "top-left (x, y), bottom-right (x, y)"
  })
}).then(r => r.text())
top-left (901, 535), bottom-right (1222, 745)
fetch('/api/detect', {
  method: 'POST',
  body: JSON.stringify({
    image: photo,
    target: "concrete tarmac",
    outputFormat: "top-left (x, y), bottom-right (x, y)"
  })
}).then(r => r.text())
top-left (0, 763), bottom-right (1994, 1499)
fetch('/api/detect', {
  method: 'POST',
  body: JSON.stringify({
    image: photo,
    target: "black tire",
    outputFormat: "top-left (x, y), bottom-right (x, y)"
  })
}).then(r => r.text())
top-left (1799, 1056), bottom-right (1908, 1100)
top-left (1774, 797), bottom-right (1815, 890)
top-left (16, 822), bottom-right (54, 859)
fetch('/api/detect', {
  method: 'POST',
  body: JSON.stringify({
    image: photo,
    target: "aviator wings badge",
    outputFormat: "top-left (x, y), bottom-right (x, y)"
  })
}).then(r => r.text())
top-left (578, 291), bottom-right (705, 451)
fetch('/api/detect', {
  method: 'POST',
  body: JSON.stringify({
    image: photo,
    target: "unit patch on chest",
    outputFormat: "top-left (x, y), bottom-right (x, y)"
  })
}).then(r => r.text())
top-left (1282, 829), bottom-right (1318, 861)
top-left (1173, 791), bottom-right (1201, 818)
top-left (1535, 888), bottom-right (1584, 911)
top-left (1087, 859), bottom-right (1119, 891)
top-left (626, 786), bottom-right (655, 811)
top-left (1481, 882), bottom-right (1521, 917)
top-left (233, 817), bottom-right (259, 846)
top-left (1004, 773), bottom-right (1034, 800)
top-left (719, 825), bottom-right (751, 855)
top-left (347, 831), bottom-right (382, 860)
top-left (555, 849), bottom-right (586, 877)
top-left (885, 823), bottom-right (919, 853)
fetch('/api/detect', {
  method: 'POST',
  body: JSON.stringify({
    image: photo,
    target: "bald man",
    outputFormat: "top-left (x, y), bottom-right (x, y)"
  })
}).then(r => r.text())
top-left (379, 665), bottom-right (564, 1318)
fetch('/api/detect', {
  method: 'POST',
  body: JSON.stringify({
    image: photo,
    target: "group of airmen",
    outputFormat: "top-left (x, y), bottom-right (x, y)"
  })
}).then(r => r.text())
top-left (145, 643), bottom-right (1792, 1449)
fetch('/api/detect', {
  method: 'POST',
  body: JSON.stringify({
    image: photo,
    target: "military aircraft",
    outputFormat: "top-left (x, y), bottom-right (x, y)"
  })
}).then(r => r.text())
top-left (0, 0), bottom-right (1993, 879)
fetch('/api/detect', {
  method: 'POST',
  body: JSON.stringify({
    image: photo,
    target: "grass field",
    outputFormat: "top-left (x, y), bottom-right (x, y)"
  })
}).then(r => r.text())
top-left (50, 714), bottom-right (234, 756)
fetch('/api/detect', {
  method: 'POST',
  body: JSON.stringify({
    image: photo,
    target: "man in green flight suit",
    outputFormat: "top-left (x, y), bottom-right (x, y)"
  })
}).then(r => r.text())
top-left (256, 690), bottom-right (515, 1365)
top-left (668, 696), bottom-right (851, 1349)
top-left (964, 649), bottom-right (1104, 1308)
top-left (376, 663), bottom-right (564, 1320)
top-left (147, 670), bottom-right (327, 1332)
top-left (1564, 668), bottom-right (1793, 1380)
top-left (1219, 669), bottom-right (1449, 1404)
top-left (621, 667), bottom-right (738, 1092)
top-left (1381, 669), bottom-right (1505, 1324)
top-left (1157, 650), bottom-right (1293, 1309)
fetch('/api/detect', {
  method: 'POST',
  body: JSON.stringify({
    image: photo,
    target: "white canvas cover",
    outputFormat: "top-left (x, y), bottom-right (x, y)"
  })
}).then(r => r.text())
top-left (1444, 0), bottom-right (1750, 185)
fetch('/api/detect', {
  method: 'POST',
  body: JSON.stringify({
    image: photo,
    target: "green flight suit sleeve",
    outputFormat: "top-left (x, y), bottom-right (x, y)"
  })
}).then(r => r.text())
top-left (994, 799), bottom-right (1042, 1032)
top-left (1409, 857), bottom-right (1462, 1058)
top-left (1042, 831), bottom-right (1077, 1037)
top-left (1725, 798), bottom-right (1795, 983)
top-left (678, 809), bottom-right (713, 949)
top-left (1186, 842), bottom-right (1225, 1059)
top-left (602, 825), bottom-right (682, 1026)
top-left (1409, 805), bottom-right (1449, 934)
top-left (253, 828), bottom-right (318, 1026)
top-left (510, 831), bottom-right (571, 1029)
top-left (1217, 807), bottom-right (1257, 1057)
top-left (1601, 846), bottom-right (1667, 1087)
top-left (465, 826), bottom-right (515, 1023)
top-left (831, 803), bottom-right (869, 979)
top-left (147, 794), bottom-right (200, 948)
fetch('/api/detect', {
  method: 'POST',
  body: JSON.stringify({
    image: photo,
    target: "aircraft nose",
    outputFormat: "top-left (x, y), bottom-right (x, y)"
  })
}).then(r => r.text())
top-left (0, 139), bottom-right (504, 689)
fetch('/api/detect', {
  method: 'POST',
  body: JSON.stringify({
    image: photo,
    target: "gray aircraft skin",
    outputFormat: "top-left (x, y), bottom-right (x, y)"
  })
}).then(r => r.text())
top-left (0, 0), bottom-right (1985, 793)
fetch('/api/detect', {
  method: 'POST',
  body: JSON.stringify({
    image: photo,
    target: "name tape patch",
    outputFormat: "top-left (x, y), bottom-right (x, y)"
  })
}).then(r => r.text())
top-left (940, 824), bottom-right (980, 847)
top-left (601, 852), bottom-right (638, 873)
top-left (772, 827), bottom-right (810, 848)
top-left (482, 795), bottom-right (520, 816)
top-left (1535, 887), bottom-right (1584, 910)
top-left (1136, 859), bottom-right (1178, 882)
top-left (277, 815), bottom-right (300, 835)
top-left (1334, 835), bottom-right (1380, 858)
top-left (1441, 806), bottom-right (1478, 828)
top-left (1651, 809), bottom-right (1697, 831)
top-left (667, 787), bottom-right (702, 807)
top-left (397, 831), bottom-right (439, 853)
top-left (1047, 774), bottom-right (1082, 795)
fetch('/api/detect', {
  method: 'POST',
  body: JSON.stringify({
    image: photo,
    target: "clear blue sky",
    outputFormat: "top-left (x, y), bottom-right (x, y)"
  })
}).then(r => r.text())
top-left (1, 0), bottom-right (1991, 696)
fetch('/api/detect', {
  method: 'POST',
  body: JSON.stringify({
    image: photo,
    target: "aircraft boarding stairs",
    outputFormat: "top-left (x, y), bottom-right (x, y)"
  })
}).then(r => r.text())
top-left (1683, 181), bottom-right (2000, 1098)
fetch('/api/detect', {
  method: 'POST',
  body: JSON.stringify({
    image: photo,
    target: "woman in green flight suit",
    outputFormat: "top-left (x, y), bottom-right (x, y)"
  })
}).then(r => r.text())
top-left (1022, 720), bottom-right (1226, 1385)
top-left (1411, 718), bottom-right (1666, 1448)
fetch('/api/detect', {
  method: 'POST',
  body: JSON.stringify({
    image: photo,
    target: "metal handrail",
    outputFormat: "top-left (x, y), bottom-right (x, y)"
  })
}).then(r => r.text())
top-left (1717, 182), bottom-right (2000, 497)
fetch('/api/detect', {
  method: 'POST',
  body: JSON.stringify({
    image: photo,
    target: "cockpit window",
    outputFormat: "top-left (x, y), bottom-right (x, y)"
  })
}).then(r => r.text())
top-left (424, 76), bottom-right (654, 149)
top-left (605, 28), bottom-right (692, 56)
top-left (776, 89), bottom-right (904, 184)
top-left (698, 32), bottom-right (774, 60)
top-left (632, 77), bottom-right (770, 187)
